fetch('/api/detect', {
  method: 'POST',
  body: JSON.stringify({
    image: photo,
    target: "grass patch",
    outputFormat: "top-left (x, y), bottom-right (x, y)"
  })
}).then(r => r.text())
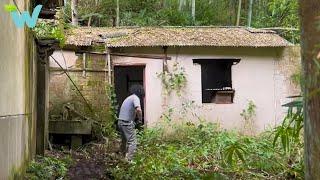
top-left (111, 122), bottom-right (304, 179)
top-left (25, 155), bottom-right (73, 180)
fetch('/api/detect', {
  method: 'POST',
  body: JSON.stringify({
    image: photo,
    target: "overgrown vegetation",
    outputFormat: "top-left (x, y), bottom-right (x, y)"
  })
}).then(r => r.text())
top-left (158, 62), bottom-right (187, 95)
top-left (25, 156), bottom-right (72, 180)
top-left (33, 10), bottom-right (68, 47)
top-left (240, 100), bottom-right (256, 135)
top-left (273, 97), bottom-right (303, 153)
top-left (111, 121), bottom-right (303, 179)
top-left (110, 95), bottom-right (303, 179)
top-left (66, 0), bottom-right (299, 43)
top-left (92, 84), bottom-right (119, 140)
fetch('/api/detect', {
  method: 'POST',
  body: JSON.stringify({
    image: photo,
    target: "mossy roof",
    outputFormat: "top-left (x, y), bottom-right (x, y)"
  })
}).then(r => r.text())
top-left (65, 26), bottom-right (291, 48)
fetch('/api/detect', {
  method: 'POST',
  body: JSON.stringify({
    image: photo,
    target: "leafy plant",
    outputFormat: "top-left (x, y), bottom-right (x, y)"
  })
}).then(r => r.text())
top-left (223, 140), bottom-right (247, 166)
top-left (111, 121), bottom-right (304, 179)
top-left (273, 98), bottom-right (303, 153)
top-left (240, 100), bottom-right (256, 135)
top-left (92, 84), bottom-right (119, 139)
top-left (25, 155), bottom-right (72, 180)
top-left (106, 84), bottom-right (119, 123)
top-left (160, 107), bottom-right (174, 123)
top-left (158, 62), bottom-right (187, 96)
top-left (33, 9), bottom-right (67, 47)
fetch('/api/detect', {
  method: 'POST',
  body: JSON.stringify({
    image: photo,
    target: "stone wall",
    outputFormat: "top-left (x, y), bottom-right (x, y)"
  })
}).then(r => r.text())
top-left (274, 46), bottom-right (301, 124)
top-left (0, 0), bottom-right (37, 178)
top-left (49, 52), bottom-right (111, 121)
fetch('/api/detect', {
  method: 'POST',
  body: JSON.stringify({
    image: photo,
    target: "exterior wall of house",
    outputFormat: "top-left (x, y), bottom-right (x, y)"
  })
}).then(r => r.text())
top-left (0, 0), bottom-right (37, 178)
top-left (49, 52), bottom-right (111, 122)
top-left (114, 46), bottom-right (300, 132)
top-left (51, 46), bottom-right (300, 134)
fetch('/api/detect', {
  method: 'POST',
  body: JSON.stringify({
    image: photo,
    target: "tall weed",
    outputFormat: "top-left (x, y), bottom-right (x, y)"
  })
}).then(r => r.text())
top-left (111, 121), bottom-right (304, 179)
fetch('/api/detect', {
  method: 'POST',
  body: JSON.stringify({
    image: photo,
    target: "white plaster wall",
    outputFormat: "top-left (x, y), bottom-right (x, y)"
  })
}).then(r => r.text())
top-left (118, 47), bottom-right (300, 132)
top-left (163, 48), bottom-right (276, 132)
top-left (50, 51), bottom-right (78, 68)
top-left (0, 0), bottom-right (27, 116)
top-left (0, 0), bottom-right (37, 178)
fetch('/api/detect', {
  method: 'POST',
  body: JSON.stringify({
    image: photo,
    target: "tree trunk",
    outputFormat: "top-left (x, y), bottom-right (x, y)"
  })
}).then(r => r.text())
top-left (247, 0), bottom-right (253, 27)
top-left (179, 0), bottom-right (185, 11)
top-left (191, 0), bottom-right (195, 22)
top-left (88, 16), bottom-right (92, 27)
top-left (116, 0), bottom-right (120, 26)
top-left (300, 0), bottom-right (320, 179)
top-left (71, 0), bottom-right (79, 26)
top-left (236, 0), bottom-right (242, 26)
top-left (229, 0), bottom-right (235, 25)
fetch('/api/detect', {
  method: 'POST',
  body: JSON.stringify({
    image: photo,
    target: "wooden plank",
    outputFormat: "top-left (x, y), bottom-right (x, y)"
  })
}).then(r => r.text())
top-left (75, 50), bottom-right (172, 60)
top-left (50, 67), bottom-right (112, 73)
top-left (111, 53), bottom-right (172, 60)
top-left (36, 50), bottom-right (49, 155)
top-left (107, 49), bottom-right (112, 83)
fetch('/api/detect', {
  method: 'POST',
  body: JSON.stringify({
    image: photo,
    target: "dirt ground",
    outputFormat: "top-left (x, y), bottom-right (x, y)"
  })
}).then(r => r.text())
top-left (48, 139), bottom-right (122, 180)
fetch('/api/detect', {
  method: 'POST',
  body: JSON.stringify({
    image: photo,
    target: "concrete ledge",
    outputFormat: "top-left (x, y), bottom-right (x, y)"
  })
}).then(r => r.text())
top-left (49, 120), bottom-right (92, 135)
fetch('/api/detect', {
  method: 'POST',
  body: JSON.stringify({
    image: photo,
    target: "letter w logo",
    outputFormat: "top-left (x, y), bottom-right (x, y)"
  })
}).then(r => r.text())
top-left (10, 5), bottom-right (42, 28)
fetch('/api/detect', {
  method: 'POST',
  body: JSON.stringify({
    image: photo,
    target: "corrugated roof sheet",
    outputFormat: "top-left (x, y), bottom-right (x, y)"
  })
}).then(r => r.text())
top-left (65, 26), bottom-right (291, 47)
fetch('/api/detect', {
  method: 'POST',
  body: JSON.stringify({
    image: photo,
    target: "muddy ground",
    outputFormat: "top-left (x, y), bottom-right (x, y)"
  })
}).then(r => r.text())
top-left (47, 139), bottom-right (123, 180)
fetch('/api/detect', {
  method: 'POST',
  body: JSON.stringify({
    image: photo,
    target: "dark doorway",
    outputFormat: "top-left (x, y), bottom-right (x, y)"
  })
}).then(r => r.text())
top-left (114, 66), bottom-right (145, 124)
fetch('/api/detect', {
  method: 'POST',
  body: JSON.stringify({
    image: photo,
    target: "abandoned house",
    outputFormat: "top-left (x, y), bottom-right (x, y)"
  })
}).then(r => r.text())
top-left (48, 27), bottom-right (301, 137)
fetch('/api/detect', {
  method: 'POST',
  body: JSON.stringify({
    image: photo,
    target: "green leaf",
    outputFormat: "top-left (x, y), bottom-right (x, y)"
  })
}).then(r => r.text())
top-left (235, 149), bottom-right (245, 163)
top-left (313, 58), bottom-right (320, 70)
top-left (4, 4), bottom-right (17, 12)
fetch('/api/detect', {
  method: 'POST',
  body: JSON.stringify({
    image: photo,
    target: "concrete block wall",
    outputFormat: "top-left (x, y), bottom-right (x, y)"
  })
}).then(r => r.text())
top-left (274, 46), bottom-right (301, 124)
top-left (49, 52), bottom-right (110, 121)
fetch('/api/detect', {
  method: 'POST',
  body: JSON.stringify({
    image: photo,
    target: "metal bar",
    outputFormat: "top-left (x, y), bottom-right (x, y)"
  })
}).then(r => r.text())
top-left (50, 55), bottom-right (95, 114)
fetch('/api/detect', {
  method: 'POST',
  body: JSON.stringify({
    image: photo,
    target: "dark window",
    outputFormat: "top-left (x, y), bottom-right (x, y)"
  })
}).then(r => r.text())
top-left (193, 59), bottom-right (240, 104)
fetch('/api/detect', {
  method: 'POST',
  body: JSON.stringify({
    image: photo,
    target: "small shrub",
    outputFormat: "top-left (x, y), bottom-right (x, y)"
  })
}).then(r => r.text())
top-left (240, 100), bottom-right (257, 135)
top-left (25, 155), bottom-right (72, 180)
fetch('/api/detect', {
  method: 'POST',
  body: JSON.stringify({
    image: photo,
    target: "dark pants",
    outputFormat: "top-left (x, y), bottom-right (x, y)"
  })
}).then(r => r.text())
top-left (118, 120), bottom-right (137, 161)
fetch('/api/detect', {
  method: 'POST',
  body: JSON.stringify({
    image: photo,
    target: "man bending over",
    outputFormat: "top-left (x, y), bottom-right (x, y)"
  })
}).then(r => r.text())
top-left (117, 84), bottom-right (144, 161)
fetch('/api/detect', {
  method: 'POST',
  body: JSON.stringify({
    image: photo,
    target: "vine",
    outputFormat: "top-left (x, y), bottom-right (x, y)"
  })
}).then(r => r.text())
top-left (240, 100), bottom-right (257, 135)
top-left (91, 84), bottom-right (118, 139)
top-left (106, 84), bottom-right (119, 124)
top-left (158, 62), bottom-right (187, 96)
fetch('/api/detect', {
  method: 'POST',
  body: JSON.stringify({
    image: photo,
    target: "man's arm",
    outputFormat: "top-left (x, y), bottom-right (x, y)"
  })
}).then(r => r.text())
top-left (133, 95), bottom-right (143, 124)
top-left (136, 107), bottom-right (143, 124)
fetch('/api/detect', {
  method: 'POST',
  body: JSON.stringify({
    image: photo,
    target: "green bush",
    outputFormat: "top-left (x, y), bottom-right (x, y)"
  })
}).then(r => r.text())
top-left (25, 155), bottom-right (72, 180)
top-left (111, 122), bottom-right (303, 179)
